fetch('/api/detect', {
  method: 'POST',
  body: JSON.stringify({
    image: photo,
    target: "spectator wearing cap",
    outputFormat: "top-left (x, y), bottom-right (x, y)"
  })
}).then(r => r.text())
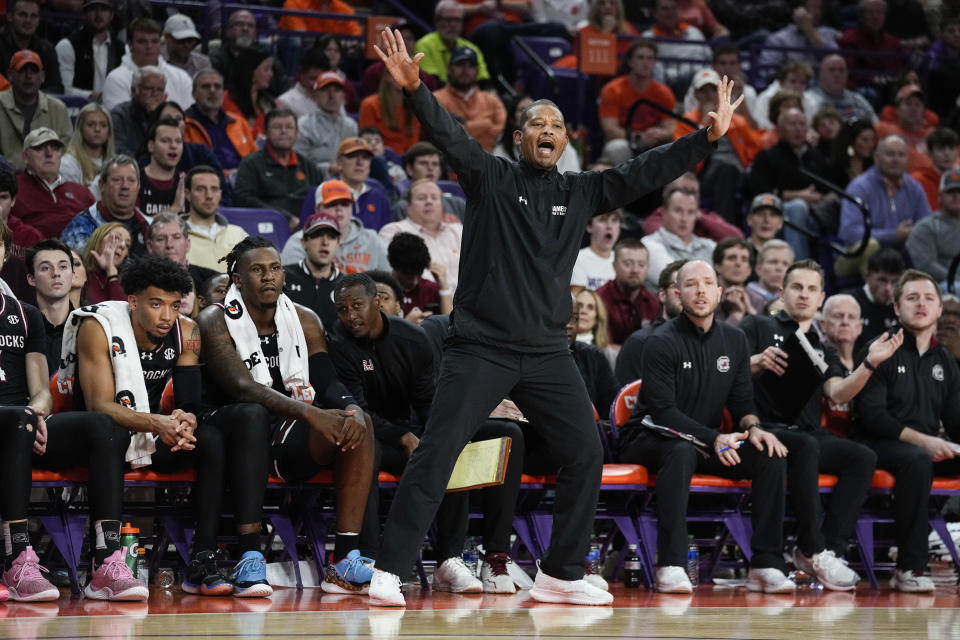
top-left (0, 0), bottom-right (63, 93)
top-left (362, 20), bottom-right (439, 98)
top-left (746, 107), bottom-right (832, 261)
top-left (184, 68), bottom-right (257, 171)
top-left (433, 46), bottom-right (506, 153)
top-left (0, 50), bottom-right (71, 170)
top-left (277, 47), bottom-right (333, 119)
top-left (293, 71), bottom-right (358, 174)
top-left (102, 18), bottom-right (194, 111)
top-left (183, 164), bottom-right (247, 272)
top-left (414, 1), bottom-right (490, 86)
top-left (278, 0), bottom-right (362, 36)
top-left (233, 108), bottom-right (324, 224)
top-left (10, 127), bottom-right (96, 242)
top-left (111, 66), bottom-right (167, 157)
top-left (55, 0), bottom-right (124, 101)
top-left (570, 209), bottom-right (622, 291)
top-left (746, 193), bottom-right (785, 254)
top-left (283, 210), bottom-right (343, 329)
top-left (906, 170), bottom-right (960, 286)
top-left (642, 172), bottom-right (744, 242)
top-left (674, 67), bottom-right (761, 225)
top-left (875, 85), bottom-right (936, 173)
top-left (380, 178), bottom-right (464, 294)
top-left (280, 179), bottom-right (389, 274)
top-left (911, 128), bottom-right (959, 212)
top-left (161, 14), bottom-right (211, 79)
top-left (641, 187), bottom-right (716, 291)
top-left (297, 137), bottom-right (391, 231)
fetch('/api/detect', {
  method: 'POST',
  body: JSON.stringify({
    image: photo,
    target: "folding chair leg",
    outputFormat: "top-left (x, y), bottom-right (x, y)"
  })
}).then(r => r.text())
top-left (723, 515), bottom-right (753, 562)
top-left (636, 514), bottom-right (658, 586)
top-left (301, 504), bottom-right (329, 586)
top-left (930, 516), bottom-right (960, 573)
top-left (159, 516), bottom-right (192, 566)
top-left (854, 518), bottom-right (878, 589)
top-left (268, 514), bottom-right (303, 589)
top-left (511, 516), bottom-right (539, 560)
top-left (39, 514), bottom-right (83, 594)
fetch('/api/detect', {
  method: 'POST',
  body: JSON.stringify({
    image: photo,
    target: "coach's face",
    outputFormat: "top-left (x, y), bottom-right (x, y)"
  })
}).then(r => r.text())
top-left (514, 103), bottom-right (568, 171)
top-left (677, 260), bottom-right (722, 319)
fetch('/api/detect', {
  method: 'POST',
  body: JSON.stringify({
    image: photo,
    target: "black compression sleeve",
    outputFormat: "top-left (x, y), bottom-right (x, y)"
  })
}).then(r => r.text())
top-left (173, 365), bottom-right (204, 413)
top-left (309, 352), bottom-right (357, 409)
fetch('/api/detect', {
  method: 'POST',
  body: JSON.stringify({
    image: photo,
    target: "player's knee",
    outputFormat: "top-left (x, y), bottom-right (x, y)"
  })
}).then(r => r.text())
top-left (232, 403), bottom-right (272, 435)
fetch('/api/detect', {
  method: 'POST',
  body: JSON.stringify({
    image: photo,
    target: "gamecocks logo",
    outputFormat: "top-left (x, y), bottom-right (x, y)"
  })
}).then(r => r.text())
top-left (116, 390), bottom-right (135, 408)
top-left (225, 299), bottom-right (244, 320)
top-left (111, 337), bottom-right (126, 356)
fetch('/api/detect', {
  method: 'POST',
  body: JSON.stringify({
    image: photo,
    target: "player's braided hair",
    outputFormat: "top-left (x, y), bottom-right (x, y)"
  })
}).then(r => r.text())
top-left (219, 236), bottom-right (276, 276)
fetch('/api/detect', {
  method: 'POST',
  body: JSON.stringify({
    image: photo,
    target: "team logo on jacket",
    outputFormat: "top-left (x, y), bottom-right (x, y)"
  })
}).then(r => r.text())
top-left (116, 390), bottom-right (135, 408)
top-left (717, 356), bottom-right (730, 372)
top-left (111, 336), bottom-right (126, 356)
top-left (933, 364), bottom-right (944, 382)
top-left (225, 299), bottom-right (244, 320)
top-left (363, 359), bottom-right (374, 371)
top-left (6, 315), bottom-right (18, 325)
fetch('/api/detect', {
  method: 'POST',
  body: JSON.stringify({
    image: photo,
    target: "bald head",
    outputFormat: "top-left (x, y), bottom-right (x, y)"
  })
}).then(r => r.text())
top-left (875, 135), bottom-right (908, 178)
top-left (821, 293), bottom-right (863, 346)
top-left (677, 260), bottom-right (722, 319)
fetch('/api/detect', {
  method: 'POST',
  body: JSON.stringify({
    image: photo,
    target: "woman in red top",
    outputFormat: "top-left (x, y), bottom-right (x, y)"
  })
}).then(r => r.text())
top-left (81, 223), bottom-right (130, 305)
top-left (223, 45), bottom-right (277, 139)
top-left (359, 74), bottom-right (421, 155)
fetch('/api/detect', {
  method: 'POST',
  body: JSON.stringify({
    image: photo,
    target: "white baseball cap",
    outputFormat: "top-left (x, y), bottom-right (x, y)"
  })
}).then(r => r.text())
top-left (164, 14), bottom-right (201, 41)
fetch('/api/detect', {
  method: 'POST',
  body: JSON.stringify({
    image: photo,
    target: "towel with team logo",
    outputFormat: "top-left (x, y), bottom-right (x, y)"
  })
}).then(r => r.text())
top-left (58, 301), bottom-right (156, 468)
top-left (220, 284), bottom-right (315, 403)
top-left (0, 277), bottom-right (14, 298)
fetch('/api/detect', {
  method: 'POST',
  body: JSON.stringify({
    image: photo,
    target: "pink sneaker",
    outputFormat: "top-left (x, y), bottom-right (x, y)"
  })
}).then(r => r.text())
top-left (84, 547), bottom-right (149, 601)
top-left (0, 583), bottom-right (8, 601)
top-left (1, 546), bottom-right (60, 602)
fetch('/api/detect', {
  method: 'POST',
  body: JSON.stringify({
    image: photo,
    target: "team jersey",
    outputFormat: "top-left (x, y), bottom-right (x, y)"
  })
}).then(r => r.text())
top-left (0, 295), bottom-right (46, 406)
top-left (138, 318), bottom-right (183, 413)
top-left (259, 331), bottom-right (286, 395)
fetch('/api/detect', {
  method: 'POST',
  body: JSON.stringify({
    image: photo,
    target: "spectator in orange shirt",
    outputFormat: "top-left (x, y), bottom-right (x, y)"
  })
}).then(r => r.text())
top-left (911, 127), bottom-right (959, 211)
top-left (875, 84), bottom-right (936, 173)
top-left (278, 0), bottom-right (362, 36)
top-left (674, 68), bottom-right (761, 223)
top-left (433, 47), bottom-right (506, 152)
top-left (575, 0), bottom-right (639, 59)
top-left (359, 73), bottom-right (421, 155)
top-left (598, 39), bottom-right (676, 163)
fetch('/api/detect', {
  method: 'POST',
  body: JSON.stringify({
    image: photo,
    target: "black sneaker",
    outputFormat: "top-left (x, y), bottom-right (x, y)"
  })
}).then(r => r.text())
top-left (181, 549), bottom-right (234, 596)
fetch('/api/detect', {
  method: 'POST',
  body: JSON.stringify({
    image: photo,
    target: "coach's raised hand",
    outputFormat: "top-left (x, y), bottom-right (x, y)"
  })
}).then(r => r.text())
top-left (706, 75), bottom-right (744, 143)
top-left (374, 27), bottom-right (424, 92)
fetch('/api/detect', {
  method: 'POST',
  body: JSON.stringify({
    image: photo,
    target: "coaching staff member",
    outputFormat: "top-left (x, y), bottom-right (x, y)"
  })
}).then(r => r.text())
top-left (367, 28), bottom-right (744, 607)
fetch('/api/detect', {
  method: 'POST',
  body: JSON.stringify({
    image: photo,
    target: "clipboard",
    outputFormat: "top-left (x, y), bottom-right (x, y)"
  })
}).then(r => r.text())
top-left (446, 437), bottom-right (512, 492)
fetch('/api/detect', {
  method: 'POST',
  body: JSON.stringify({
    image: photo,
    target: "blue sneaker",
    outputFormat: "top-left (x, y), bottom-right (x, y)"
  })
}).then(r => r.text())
top-left (321, 549), bottom-right (374, 594)
top-left (230, 551), bottom-right (273, 598)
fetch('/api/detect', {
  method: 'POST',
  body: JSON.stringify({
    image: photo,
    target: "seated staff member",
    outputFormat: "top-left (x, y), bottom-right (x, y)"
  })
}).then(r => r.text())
top-left (854, 269), bottom-right (960, 593)
top-left (740, 260), bottom-right (902, 590)
top-left (618, 260), bottom-right (794, 595)
top-left (196, 237), bottom-right (377, 595)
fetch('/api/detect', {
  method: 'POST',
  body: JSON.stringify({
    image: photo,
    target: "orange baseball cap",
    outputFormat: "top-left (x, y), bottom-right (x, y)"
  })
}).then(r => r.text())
top-left (337, 137), bottom-right (373, 157)
top-left (315, 180), bottom-right (354, 207)
top-left (9, 50), bottom-right (43, 71)
top-left (314, 71), bottom-right (344, 90)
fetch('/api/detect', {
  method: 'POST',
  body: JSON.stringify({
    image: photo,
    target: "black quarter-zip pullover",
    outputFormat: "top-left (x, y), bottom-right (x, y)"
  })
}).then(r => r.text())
top-left (405, 84), bottom-right (715, 353)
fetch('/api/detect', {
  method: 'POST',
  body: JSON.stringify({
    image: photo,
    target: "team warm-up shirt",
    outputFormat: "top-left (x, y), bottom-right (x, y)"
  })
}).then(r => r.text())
top-left (622, 313), bottom-right (756, 447)
top-left (328, 313), bottom-right (435, 446)
top-left (0, 295), bottom-right (46, 406)
top-left (853, 330), bottom-right (960, 442)
top-left (740, 310), bottom-right (845, 430)
top-left (404, 83), bottom-right (715, 353)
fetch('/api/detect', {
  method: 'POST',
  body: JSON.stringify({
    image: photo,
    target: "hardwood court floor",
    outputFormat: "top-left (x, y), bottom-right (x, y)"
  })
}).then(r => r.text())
top-left (2, 578), bottom-right (960, 640)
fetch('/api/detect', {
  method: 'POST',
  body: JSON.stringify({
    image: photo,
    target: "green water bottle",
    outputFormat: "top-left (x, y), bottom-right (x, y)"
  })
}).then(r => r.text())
top-left (120, 522), bottom-right (140, 576)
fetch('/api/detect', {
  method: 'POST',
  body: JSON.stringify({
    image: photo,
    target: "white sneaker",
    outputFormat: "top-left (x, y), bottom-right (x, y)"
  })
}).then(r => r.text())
top-left (432, 558), bottom-right (482, 593)
top-left (480, 553), bottom-right (516, 594)
top-left (793, 548), bottom-right (859, 591)
top-left (746, 567), bottom-right (796, 593)
top-left (529, 567), bottom-right (614, 605)
top-left (655, 566), bottom-right (693, 593)
top-left (368, 569), bottom-right (405, 607)
top-left (890, 569), bottom-right (935, 593)
top-left (583, 573), bottom-right (609, 591)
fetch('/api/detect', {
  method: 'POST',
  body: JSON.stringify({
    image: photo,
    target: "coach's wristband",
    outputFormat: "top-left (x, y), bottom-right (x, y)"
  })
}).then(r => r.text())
top-left (863, 359), bottom-right (876, 372)
top-left (439, 288), bottom-right (453, 296)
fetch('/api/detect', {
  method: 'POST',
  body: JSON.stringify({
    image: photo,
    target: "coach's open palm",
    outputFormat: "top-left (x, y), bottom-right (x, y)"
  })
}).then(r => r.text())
top-left (374, 28), bottom-right (424, 92)
top-left (706, 75), bottom-right (744, 142)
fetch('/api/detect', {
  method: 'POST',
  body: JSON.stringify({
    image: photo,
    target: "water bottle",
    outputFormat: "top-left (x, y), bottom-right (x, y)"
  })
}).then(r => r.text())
top-left (686, 536), bottom-right (699, 585)
top-left (624, 543), bottom-right (642, 588)
top-left (585, 539), bottom-right (601, 576)
top-left (156, 568), bottom-right (176, 589)
top-left (136, 547), bottom-right (149, 586)
top-left (119, 523), bottom-right (139, 575)
top-left (462, 537), bottom-right (479, 577)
